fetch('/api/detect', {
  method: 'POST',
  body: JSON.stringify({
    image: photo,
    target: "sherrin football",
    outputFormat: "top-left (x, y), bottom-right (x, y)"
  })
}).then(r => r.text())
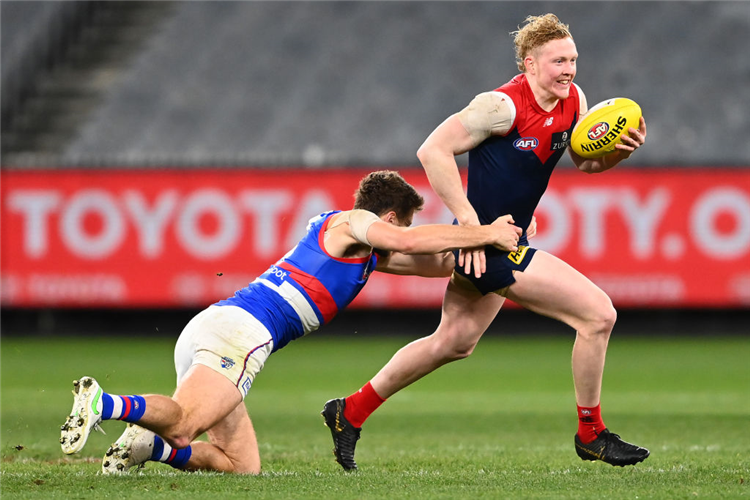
top-left (570, 97), bottom-right (642, 158)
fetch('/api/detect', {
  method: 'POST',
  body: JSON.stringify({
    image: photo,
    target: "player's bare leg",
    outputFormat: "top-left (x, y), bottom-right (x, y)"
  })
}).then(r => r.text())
top-left (371, 278), bottom-right (504, 398)
top-left (505, 251), bottom-right (614, 406)
top-left (157, 364), bottom-right (243, 448)
top-left (188, 402), bottom-right (261, 473)
top-left (506, 250), bottom-right (649, 466)
top-left (322, 279), bottom-right (503, 470)
top-left (102, 405), bottom-right (259, 474)
top-left (107, 364), bottom-right (244, 466)
top-left (97, 379), bottom-right (233, 450)
top-left (101, 365), bottom-right (251, 474)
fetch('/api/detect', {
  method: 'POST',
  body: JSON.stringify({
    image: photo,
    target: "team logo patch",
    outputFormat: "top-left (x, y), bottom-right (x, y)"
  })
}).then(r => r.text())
top-left (587, 122), bottom-right (610, 140)
top-left (513, 137), bottom-right (539, 151)
top-left (507, 245), bottom-right (529, 265)
top-left (220, 356), bottom-right (235, 369)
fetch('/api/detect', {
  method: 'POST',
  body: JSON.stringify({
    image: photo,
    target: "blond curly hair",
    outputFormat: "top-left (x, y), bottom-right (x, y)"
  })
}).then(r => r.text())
top-left (511, 14), bottom-right (573, 72)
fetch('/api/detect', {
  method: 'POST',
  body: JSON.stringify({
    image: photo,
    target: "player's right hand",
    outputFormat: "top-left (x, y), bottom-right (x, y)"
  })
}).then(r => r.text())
top-left (490, 215), bottom-right (522, 252)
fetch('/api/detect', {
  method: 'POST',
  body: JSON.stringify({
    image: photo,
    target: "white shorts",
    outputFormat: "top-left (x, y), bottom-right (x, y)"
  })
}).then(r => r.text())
top-left (174, 305), bottom-right (274, 400)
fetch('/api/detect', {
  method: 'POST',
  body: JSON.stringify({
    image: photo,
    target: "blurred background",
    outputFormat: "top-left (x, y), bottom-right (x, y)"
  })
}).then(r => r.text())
top-left (2, 0), bottom-right (749, 338)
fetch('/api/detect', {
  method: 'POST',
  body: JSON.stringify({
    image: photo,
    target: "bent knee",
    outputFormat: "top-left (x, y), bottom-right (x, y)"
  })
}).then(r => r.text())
top-left (166, 434), bottom-right (193, 450)
top-left (598, 303), bottom-right (617, 333)
top-left (163, 423), bottom-right (201, 450)
top-left (430, 335), bottom-right (478, 361)
top-left (581, 302), bottom-right (617, 337)
top-left (446, 344), bottom-right (476, 361)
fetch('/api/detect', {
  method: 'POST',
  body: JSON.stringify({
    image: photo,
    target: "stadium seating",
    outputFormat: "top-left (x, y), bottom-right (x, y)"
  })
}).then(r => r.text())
top-left (3, 1), bottom-right (749, 168)
top-left (1, 1), bottom-right (91, 128)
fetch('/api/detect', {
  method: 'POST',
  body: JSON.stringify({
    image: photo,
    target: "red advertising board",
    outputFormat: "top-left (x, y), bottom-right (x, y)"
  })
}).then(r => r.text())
top-left (2, 168), bottom-right (749, 308)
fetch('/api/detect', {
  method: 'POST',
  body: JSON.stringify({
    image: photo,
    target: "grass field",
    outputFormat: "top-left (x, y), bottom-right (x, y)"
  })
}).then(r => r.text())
top-left (1, 333), bottom-right (749, 499)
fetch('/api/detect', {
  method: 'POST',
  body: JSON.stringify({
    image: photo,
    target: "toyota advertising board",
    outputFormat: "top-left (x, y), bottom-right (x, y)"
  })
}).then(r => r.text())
top-left (2, 168), bottom-right (749, 308)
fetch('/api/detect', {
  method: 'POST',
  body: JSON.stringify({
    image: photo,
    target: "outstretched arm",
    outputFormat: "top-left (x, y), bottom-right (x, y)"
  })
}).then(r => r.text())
top-left (376, 252), bottom-right (455, 277)
top-left (366, 214), bottom-right (522, 256)
top-left (376, 214), bottom-right (537, 277)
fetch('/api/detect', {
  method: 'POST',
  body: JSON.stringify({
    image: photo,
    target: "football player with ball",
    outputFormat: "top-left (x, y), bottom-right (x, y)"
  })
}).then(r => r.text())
top-left (323, 13), bottom-right (649, 470)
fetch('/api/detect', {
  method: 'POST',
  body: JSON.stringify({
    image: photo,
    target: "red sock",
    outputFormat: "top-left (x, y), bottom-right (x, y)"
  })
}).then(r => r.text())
top-left (576, 404), bottom-right (606, 444)
top-left (344, 382), bottom-right (386, 428)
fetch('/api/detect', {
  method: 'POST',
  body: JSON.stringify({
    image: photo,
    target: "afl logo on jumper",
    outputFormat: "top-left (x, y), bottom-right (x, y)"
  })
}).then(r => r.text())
top-left (513, 137), bottom-right (539, 151)
top-left (587, 122), bottom-right (609, 140)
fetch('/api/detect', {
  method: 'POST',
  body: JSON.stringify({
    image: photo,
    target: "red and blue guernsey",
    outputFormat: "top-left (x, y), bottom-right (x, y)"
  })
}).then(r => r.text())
top-left (216, 211), bottom-right (378, 352)
top-left (467, 74), bottom-right (581, 234)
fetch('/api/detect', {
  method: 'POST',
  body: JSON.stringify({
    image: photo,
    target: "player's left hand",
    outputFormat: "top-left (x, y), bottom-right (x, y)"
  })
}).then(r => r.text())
top-left (615, 116), bottom-right (647, 159)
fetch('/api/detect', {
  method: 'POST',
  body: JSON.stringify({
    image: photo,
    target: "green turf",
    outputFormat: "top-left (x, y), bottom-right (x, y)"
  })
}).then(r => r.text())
top-left (2, 334), bottom-right (749, 498)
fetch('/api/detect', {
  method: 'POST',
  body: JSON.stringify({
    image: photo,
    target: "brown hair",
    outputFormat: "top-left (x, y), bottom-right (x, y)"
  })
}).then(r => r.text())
top-left (354, 170), bottom-right (424, 219)
top-left (511, 13), bottom-right (573, 72)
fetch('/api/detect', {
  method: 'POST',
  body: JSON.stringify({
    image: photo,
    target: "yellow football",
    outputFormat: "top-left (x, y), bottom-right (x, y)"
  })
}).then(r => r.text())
top-left (570, 97), bottom-right (642, 158)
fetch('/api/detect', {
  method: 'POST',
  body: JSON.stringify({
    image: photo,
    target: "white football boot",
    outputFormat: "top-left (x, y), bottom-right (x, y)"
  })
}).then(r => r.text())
top-left (102, 423), bottom-right (155, 474)
top-left (60, 376), bottom-right (106, 454)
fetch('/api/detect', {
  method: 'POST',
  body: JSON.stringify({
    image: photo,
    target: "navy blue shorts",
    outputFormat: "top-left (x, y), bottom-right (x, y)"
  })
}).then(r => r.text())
top-left (453, 236), bottom-right (537, 295)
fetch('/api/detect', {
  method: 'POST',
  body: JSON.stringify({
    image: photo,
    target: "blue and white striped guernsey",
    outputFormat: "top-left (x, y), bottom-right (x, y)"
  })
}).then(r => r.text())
top-left (216, 211), bottom-right (379, 351)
